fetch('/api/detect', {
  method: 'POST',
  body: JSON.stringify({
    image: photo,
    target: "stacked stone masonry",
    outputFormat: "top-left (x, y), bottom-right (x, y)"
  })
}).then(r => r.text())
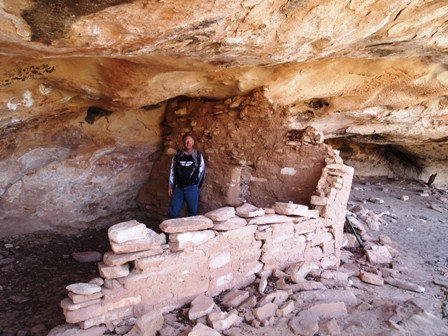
top-left (60, 149), bottom-right (354, 330)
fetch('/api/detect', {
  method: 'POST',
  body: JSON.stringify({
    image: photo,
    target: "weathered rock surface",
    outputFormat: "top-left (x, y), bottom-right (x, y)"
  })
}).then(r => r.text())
top-left (0, 0), bottom-right (448, 237)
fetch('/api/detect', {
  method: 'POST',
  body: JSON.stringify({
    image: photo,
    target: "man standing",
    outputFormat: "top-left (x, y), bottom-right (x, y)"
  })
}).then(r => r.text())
top-left (168, 133), bottom-right (205, 218)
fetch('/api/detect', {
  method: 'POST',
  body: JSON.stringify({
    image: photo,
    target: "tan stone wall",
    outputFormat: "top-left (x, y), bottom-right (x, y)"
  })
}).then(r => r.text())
top-left (61, 139), bottom-right (354, 329)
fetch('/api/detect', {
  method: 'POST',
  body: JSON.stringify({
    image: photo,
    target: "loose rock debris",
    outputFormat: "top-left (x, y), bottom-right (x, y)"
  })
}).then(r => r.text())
top-left (1, 177), bottom-right (448, 335)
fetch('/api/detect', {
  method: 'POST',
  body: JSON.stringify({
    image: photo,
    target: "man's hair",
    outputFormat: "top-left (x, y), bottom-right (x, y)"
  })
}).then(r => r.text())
top-left (182, 133), bottom-right (195, 141)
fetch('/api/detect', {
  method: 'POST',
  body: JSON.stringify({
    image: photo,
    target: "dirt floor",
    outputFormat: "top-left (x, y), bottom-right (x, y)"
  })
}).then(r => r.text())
top-left (0, 176), bottom-right (447, 335)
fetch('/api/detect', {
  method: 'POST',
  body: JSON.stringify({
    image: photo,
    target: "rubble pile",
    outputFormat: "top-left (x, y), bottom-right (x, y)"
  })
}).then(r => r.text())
top-left (55, 155), bottom-right (355, 333)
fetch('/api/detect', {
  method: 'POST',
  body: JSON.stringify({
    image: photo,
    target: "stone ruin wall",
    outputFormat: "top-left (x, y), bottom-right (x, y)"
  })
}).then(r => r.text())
top-left (138, 89), bottom-right (328, 220)
top-left (59, 131), bottom-right (355, 330)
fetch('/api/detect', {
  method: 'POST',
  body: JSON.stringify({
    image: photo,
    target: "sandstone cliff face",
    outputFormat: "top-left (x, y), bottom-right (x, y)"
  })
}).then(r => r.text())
top-left (0, 0), bottom-right (447, 235)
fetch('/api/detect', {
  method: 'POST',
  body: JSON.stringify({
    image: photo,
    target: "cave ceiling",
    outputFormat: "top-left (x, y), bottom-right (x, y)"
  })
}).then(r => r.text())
top-left (0, 0), bottom-right (448, 181)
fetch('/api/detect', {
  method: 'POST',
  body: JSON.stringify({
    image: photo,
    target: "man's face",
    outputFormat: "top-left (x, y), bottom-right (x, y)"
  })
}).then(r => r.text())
top-left (183, 136), bottom-right (194, 151)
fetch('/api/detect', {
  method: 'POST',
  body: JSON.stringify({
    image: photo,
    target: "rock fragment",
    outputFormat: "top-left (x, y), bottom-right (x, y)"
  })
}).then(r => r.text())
top-left (213, 217), bottom-right (247, 231)
top-left (108, 220), bottom-right (148, 244)
top-left (66, 283), bottom-right (101, 296)
top-left (235, 203), bottom-right (265, 218)
top-left (189, 294), bottom-right (215, 320)
top-left (360, 271), bottom-right (384, 286)
top-left (188, 323), bottom-right (221, 336)
top-left (159, 216), bottom-right (213, 233)
top-left (366, 245), bottom-right (393, 264)
top-left (273, 202), bottom-right (309, 216)
top-left (288, 310), bottom-right (319, 336)
top-left (384, 277), bottom-right (425, 293)
top-left (221, 289), bottom-right (250, 308)
top-left (205, 207), bottom-right (235, 221)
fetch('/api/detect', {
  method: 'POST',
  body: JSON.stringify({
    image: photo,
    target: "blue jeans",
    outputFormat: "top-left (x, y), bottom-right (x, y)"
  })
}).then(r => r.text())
top-left (168, 184), bottom-right (199, 218)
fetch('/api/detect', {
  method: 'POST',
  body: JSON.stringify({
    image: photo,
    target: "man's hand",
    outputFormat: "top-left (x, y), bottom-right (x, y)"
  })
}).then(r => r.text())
top-left (168, 186), bottom-right (173, 197)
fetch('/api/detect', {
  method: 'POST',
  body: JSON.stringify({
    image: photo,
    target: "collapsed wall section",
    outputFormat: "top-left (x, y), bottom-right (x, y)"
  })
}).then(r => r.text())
top-left (59, 138), bottom-right (354, 330)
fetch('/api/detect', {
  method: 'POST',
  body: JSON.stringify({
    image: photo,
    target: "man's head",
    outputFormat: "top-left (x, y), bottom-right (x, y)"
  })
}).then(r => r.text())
top-left (182, 133), bottom-right (195, 152)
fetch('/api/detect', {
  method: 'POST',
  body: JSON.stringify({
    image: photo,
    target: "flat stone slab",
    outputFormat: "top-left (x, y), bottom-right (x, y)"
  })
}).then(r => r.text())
top-left (103, 248), bottom-right (163, 266)
top-left (169, 230), bottom-right (215, 251)
top-left (68, 291), bottom-right (103, 304)
top-left (98, 262), bottom-right (129, 279)
top-left (159, 215), bottom-right (213, 233)
top-left (253, 302), bottom-right (278, 321)
top-left (66, 283), bottom-right (101, 295)
top-left (205, 207), bottom-right (235, 221)
top-left (110, 229), bottom-right (164, 254)
top-left (222, 289), bottom-right (250, 308)
top-left (208, 311), bottom-right (243, 331)
top-left (366, 245), bottom-right (393, 264)
top-left (213, 217), bottom-right (247, 231)
top-left (189, 294), bottom-right (215, 320)
top-left (188, 323), bottom-right (221, 336)
top-left (384, 277), bottom-right (425, 293)
top-left (274, 202), bottom-right (309, 216)
top-left (108, 220), bottom-right (148, 244)
top-left (235, 203), bottom-right (265, 218)
top-left (360, 271), bottom-right (384, 286)
top-left (247, 214), bottom-right (295, 225)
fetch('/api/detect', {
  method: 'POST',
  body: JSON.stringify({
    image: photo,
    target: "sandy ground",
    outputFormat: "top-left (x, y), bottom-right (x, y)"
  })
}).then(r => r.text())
top-left (0, 176), bottom-right (447, 335)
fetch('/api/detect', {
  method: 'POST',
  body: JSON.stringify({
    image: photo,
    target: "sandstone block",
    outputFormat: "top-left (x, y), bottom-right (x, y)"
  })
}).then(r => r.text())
top-left (360, 271), bottom-right (384, 286)
top-left (304, 246), bottom-right (323, 262)
top-left (98, 262), bottom-right (129, 279)
top-left (289, 281), bottom-right (326, 292)
top-left (110, 229), bottom-right (164, 254)
top-left (208, 311), bottom-right (243, 331)
top-left (72, 251), bottom-right (102, 263)
top-left (88, 277), bottom-right (104, 287)
top-left (235, 203), bottom-right (265, 218)
top-left (80, 306), bottom-right (134, 329)
top-left (159, 215), bottom-right (213, 233)
top-left (321, 255), bottom-right (339, 269)
top-left (60, 297), bottom-right (101, 311)
top-left (189, 294), bottom-right (215, 320)
top-left (366, 245), bottom-right (393, 264)
top-left (311, 195), bottom-right (329, 206)
top-left (108, 220), bottom-right (148, 244)
top-left (238, 295), bottom-right (258, 311)
top-left (296, 289), bottom-right (358, 306)
top-left (103, 248), bottom-right (163, 267)
top-left (205, 207), bottom-right (235, 221)
top-left (288, 310), bottom-right (319, 336)
top-left (169, 230), bottom-right (215, 251)
top-left (128, 310), bottom-right (164, 336)
top-left (66, 283), bottom-right (101, 296)
top-left (307, 209), bottom-right (320, 219)
top-left (247, 214), bottom-right (294, 225)
top-left (294, 219), bottom-right (318, 234)
top-left (320, 318), bottom-right (341, 336)
top-left (47, 325), bottom-right (107, 336)
top-left (287, 262), bottom-right (319, 283)
top-left (222, 289), bottom-right (250, 308)
top-left (384, 277), bottom-right (425, 293)
top-left (276, 300), bottom-right (295, 317)
top-left (188, 323), bottom-right (221, 336)
top-left (259, 290), bottom-right (289, 307)
top-left (68, 291), bottom-right (103, 304)
top-left (209, 251), bottom-right (231, 269)
top-left (213, 217), bottom-right (247, 231)
top-left (308, 302), bottom-right (348, 318)
top-left (253, 302), bottom-right (278, 321)
top-left (273, 202), bottom-right (309, 216)
top-left (258, 275), bottom-right (268, 294)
